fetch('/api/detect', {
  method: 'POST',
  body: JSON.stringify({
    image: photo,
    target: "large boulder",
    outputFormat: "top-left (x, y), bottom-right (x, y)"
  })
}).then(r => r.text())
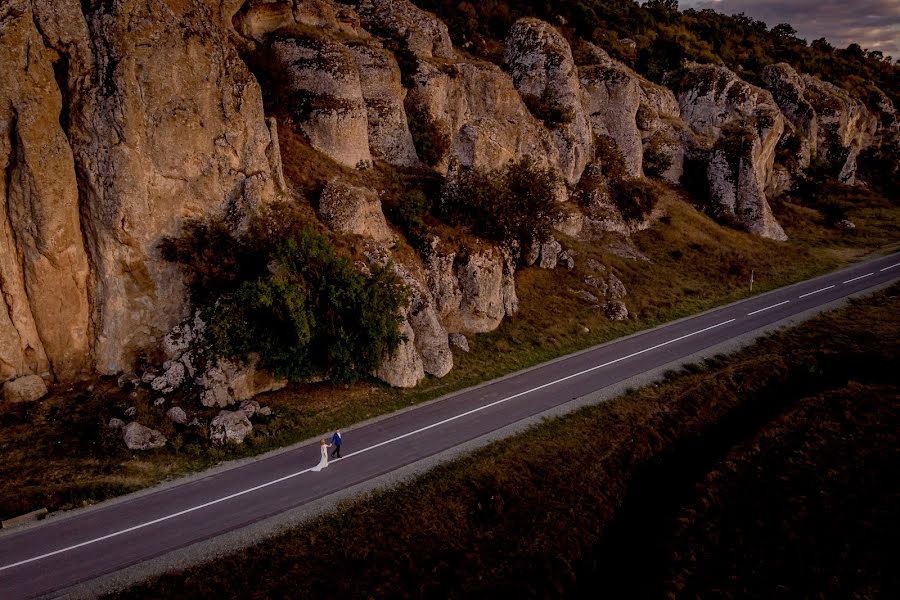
top-left (122, 422), bottom-right (167, 451)
top-left (210, 410), bottom-right (253, 445)
top-left (0, 1), bottom-right (92, 382)
top-left (678, 64), bottom-right (786, 240)
top-left (318, 179), bottom-right (395, 242)
top-left (358, 0), bottom-right (454, 59)
top-left (347, 39), bottom-right (419, 167)
top-left (426, 241), bottom-right (518, 335)
top-left (374, 317), bottom-right (425, 387)
top-left (406, 60), bottom-right (560, 175)
top-left (579, 52), bottom-right (644, 177)
top-left (198, 355), bottom-right (287, 408)
top-left (264, 32), bottom-right (372, 167)
top-left (505, 18), bottom-right (592, 185)
top-left (1, 375), bottom-right (48, 404)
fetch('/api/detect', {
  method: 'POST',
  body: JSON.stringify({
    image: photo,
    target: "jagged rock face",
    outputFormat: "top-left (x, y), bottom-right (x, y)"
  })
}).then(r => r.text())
top-left (801, 75), bottom-right (878, 183)
top-left (678, 64), bottom-right (786, 240)
top-left (266, 33), bottom-right (372, 167)
top-left (374, 316), bottom-right (425, 387)
top-left (318, 179), bottom-right (395, 242)
top-left (579, 56), bottom-right (644, 177)
top-left (358, 0), bottom-right (454, 59)
top-left (426, 242), bottom-right (518, 334)
top-left (210, 410), bottom-right (253, 445)
top-left (233, 0), bottom-right (364, 41)
top-left (347, 40), bottom-right (419, 166)
top-left (1, 0), bottom-right (280, 382)
top-left (638, 80), bottom-right (690, 185)
top-left (0, 1), bottom-right (92, 382)
top-left (576, 163), bottom-right (629, 235)
top-left (364, 243), bottom-right (452, 383)
top-left (407, 60), bottom-right (560, 174)
top-left (504, 18), bottom-right (592, 185)
top-left (761, 63), bottom-right (817, 167)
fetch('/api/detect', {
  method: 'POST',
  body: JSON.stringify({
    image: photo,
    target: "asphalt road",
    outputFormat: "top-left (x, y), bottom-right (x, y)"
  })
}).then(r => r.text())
top-left (1, 253), bottom-right (898, 599)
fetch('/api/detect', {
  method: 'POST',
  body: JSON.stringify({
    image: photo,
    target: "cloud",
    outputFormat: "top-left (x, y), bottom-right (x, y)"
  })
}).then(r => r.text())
top-left (681, 0), bottom-right (900, 59)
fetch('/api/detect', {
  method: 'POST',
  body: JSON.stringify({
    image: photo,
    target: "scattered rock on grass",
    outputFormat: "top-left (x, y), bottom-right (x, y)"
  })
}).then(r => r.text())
top-left (122, 422), bottom-right (167, 450)
top-left (1, 375), bottom-right (48, 403)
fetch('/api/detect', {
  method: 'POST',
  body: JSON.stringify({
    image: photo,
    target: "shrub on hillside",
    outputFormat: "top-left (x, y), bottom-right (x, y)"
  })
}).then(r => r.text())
top-left (611, 177), bottom-right (662, 221)
top-left (440, 157), bottom-right (563, 249)
top-left (162, 218), bottom-right (408, 384)
top-left (643, 138), bottom-right (673, 178)
top-left (594, 133), bottom-right (627, 180)
top-left (406, 100), bottom-right (451, 167)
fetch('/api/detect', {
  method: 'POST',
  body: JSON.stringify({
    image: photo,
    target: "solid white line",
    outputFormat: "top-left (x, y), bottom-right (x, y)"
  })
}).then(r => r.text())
top-left (747, 300), bottom-right (790, 316)
top-left (880, 263), bottom-right (899, 272)
top-left (798, 285), bottom-right (835, 299)
top-left (843, 273), bottom-right (873, 284)
top-left (0, 318), bottom-right (737, 572)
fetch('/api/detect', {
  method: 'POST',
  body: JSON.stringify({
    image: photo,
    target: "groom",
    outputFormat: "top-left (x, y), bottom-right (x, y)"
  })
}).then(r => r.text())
top-left (331, 429), bottom-right (342, 458)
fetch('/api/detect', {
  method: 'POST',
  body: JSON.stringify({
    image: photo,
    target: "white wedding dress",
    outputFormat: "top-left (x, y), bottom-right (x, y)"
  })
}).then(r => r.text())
top-left (311, 444), bottom-right (330, 472)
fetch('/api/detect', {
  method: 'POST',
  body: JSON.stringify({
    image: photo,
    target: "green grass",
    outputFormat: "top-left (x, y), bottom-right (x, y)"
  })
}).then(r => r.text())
top-left (114, 284), bottom-right (900, 599)
top-left (0, 182), bottom-right (896, 520)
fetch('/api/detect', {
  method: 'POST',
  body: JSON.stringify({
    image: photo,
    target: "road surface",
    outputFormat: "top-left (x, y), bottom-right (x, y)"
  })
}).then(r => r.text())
top-left (0, 253), bottom-right (898, 598)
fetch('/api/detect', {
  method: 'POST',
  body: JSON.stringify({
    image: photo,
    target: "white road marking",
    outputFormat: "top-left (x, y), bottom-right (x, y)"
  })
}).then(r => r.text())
top-left (843, 273), bottom-right (873, 284)
top-left (880, 263), bottom-right (899, 272)
top-left (747, 300), bottom-right (790, 316)
top-left (798, 285), bottom-right (835, 299)
top-left (0, 318), bottom-right (737, 572)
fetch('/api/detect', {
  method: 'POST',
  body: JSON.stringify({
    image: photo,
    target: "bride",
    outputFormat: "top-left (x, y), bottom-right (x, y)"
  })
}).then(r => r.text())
top-left (311, 439), bottom-right (331, 472)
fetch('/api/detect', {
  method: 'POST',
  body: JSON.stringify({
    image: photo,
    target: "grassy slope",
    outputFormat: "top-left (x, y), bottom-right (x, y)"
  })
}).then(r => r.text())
top-left (0, 159), bottom-right (896, 520)
top-left (115, 284), bottom-right (900, 599)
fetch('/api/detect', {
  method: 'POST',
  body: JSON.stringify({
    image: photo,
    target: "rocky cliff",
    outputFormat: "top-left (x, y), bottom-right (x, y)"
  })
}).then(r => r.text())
top-left (1, 0), bottom-right (895, 393)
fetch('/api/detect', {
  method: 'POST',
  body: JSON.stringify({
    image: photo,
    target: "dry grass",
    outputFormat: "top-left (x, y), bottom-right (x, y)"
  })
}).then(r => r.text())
top-left (115, 285), bottom-right (900, 599)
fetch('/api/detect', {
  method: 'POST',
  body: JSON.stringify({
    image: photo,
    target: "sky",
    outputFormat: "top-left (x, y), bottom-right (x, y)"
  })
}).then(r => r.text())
top-left (682, 0), bottom-right (900, 59)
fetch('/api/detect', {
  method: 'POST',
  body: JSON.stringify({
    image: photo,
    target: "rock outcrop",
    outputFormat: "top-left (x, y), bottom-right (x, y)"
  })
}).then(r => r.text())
top-left (678, 64), bottom-right (787, 240)
top-left (505, 19), bottom-right (592, 185)
top-left (347, 40), bottom-right (420, 166)
top-left (210, 410), bottom-right (253, 445)
top-left (197, 355), bottom-right (287, 408)
top-left (122, 422), bottom-right (167, 451)
top-left (264, 32), bottom-right (372, 167)
top-left (426, 240), bottom-right (518, 334)
top-left (358, 0), bottom-right (454, 59)
top-left (318, 179), bottom-right (395, 242)
top-left (1, 375), bottom-right (48, 404)
top-left (1, 0), bottom-right (281, 384)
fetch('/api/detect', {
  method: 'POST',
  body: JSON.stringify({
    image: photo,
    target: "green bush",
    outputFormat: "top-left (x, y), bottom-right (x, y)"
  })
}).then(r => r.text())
top-left (593, 134), bottom-right (627, 180)
top-left (643, 139), bottom-right (673, 178)
top-left (610, 177), bottom-right (662, 221)
top-left (406, 100), bottom-right (451, 167)
top-left (203, 230), bottom-right (408, 384)
top-left (523, 88), bottom-right (575, 125)
top-left (440, 157), bottom-right (563, 248)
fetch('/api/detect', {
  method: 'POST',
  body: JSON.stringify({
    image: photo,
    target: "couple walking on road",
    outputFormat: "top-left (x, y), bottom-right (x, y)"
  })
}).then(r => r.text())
top-left (311, 429), bottom-right (342, 472)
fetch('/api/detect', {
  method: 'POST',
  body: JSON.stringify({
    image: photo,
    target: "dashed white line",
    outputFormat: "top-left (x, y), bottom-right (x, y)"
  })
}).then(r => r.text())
top-left (0, 317), bottom-right (737, 572)
top-left (880, 263), bottom-right (899, 272)
top-left (747, 300), bottom-right (790, 316)
top-left (843, 272), bottom-right (874, 284)
top-left (799, 285), bottom-right (835, 299)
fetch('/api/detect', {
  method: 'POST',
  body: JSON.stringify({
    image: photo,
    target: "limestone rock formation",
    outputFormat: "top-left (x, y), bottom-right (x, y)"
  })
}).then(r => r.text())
top-left (347, 40), bottom-right (419, 166)
top-left (505, 19), bottom-right (592, 185)
top-left (678, 64), bottom-right (787, 240)
top-left (210, 410), bottom-right (253, 445)
top-left (407, 60), bottom-right (560, 174)
top-left (358, 0), bottom-right (454, 59)
top-left (374, 317), bottom-right (425, 387)
top-left (1, 0), bottom-right (281, 384)
top-left (265, 33), bottom-right (372, 167)
top-left (166, 406), bottom-right (188, 426)
top-left (1, 375), bottom-right (48, 404)
top-left (233, 0), bottom-right (364, 41)
top-left (426, 240), bottom-right (519, 335)
top-left (448, 333), bottom-right (469, 352)
top-left (198, 355), bottom-right (287, 408)
top-left (122, 422), bottom-right (167, 451)
top-left (319, 179), bottom-right (395, 242)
